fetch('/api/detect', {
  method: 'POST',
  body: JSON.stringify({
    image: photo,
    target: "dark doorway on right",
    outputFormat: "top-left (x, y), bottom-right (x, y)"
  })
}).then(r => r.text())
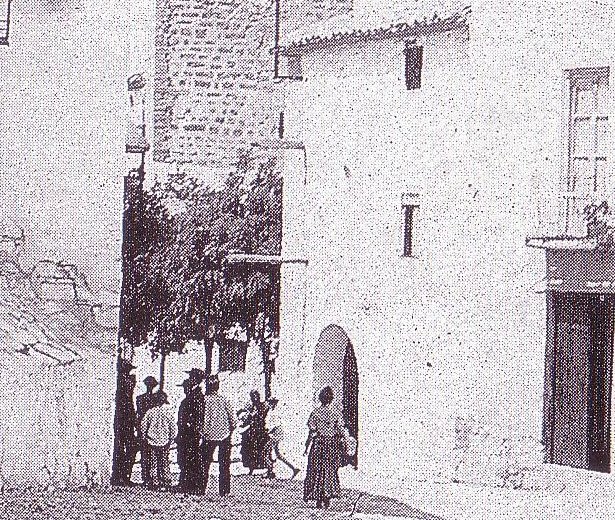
top-left (314, 324), bottom-right (359, 468)
top-left (544, 292), bottom-right (614, 473)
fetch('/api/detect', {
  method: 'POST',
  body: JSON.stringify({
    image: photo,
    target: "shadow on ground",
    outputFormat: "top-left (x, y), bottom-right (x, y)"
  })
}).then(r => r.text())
top-left (1, 475), bottom-right (446, 520)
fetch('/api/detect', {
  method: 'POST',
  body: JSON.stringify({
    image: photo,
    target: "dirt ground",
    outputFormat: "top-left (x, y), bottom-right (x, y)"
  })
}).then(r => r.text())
top-left (0, 475), bottom-right (445, 520)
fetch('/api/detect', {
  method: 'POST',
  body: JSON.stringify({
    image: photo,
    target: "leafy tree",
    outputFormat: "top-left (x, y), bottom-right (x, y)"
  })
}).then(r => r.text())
top-left (585, 201), bottom-right (615, 250)
top-left (124, 151), bottom-right (282, 395)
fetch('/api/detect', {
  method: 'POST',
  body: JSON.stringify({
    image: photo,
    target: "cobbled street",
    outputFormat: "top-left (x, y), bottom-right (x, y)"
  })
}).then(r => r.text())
top-left (0, 476), bottom-right (444, 520)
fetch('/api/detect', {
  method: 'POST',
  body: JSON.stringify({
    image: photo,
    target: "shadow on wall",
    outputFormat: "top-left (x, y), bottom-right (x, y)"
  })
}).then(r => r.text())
top-left (313, 325), bottom-right (349, 412)
top-left (21, 0), bottom-right (85, 14)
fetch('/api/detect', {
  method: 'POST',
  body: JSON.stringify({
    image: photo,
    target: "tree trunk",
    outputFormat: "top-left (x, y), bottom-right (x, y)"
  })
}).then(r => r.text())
top-left (259, 312), bottom-right (271, 400)
top-left (204, 277), bottom-right (212, 376)
top-left (205, 338), bottom-right (213, 376)
top-left (112, 163), bottom-right (144, 485)
top-left (159, 351), bottom-right (167, 391)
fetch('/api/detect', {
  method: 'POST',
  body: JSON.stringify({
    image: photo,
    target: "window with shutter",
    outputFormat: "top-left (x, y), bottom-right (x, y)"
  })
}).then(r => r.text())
top-left (405, 43), bottom-right (423, 90)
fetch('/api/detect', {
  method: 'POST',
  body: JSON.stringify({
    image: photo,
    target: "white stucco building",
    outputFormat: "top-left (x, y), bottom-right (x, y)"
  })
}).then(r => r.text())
top-left (269, 0), bottom-right (615, 494)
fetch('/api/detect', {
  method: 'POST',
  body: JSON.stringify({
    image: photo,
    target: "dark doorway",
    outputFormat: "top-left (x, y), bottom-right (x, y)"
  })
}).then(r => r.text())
top-left (314, 325), bottom-right (359, 467)
top-left (545, 293), bottom-right (614, 472)
top-left (342, 338), bottom-right (359, 468)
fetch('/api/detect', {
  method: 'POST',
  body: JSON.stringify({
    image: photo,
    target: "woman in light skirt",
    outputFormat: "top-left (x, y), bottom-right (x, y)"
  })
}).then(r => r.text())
top-left (303, 386), bottom-right (345, 509)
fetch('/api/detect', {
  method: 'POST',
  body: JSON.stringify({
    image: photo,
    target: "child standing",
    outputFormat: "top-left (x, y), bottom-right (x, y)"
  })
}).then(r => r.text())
top-left (140, 391), bottom-right (177, 490)
top-left (264, 398), bottom-right (300, 480)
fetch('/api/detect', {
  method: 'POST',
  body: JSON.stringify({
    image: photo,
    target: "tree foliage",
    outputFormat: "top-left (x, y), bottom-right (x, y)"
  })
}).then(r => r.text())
top-left (585, 201), bottom-right (615, 250)
top-left (123, 151), bottom-right (282, 389)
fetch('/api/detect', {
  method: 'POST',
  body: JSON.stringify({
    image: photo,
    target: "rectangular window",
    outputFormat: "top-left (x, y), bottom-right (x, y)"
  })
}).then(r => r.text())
top-left (218, 338), bottom-right (248, 373)
top-left (287, 55), bottom-right (302, 79)
top-left (405, 43), bottom-right (423, 90)
top-left (567, 67), bottom-right (610, 193)
top-left (565, 67), bottom-right (610, 234)
top-left (403, 204), bottom-right (418, 257)
top-left (275, 52), bottom-right (303, 80)
top-left (0, 0), bottom-right (10, 46)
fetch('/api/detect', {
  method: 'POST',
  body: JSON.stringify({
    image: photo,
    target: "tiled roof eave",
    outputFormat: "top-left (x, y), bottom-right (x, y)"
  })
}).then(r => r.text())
top-left (280, 8), bottom-right (470, 54)
top-left (526, 236), bottom-right (599, 250)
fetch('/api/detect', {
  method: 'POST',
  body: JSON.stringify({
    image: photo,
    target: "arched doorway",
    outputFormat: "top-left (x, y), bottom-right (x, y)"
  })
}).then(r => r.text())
top-left (313, 324), bottom-right (359, 467)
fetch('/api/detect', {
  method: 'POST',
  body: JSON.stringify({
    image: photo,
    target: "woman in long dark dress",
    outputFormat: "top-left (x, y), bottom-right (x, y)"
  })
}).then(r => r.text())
top-left (303, 386), bottom-right (344, 509)
top-left (240, 390), bottom-right (269, 474)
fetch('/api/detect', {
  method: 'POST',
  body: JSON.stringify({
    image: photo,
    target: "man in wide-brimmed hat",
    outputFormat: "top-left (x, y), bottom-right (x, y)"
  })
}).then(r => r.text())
top-left (136, 375), bottom-right (160, 486)
top-left (175, 375), bottom-right (205, 493)
top-left (185, 368), bottom-right (206, 385)
top-left (200, 374), bottom-right (236, 496)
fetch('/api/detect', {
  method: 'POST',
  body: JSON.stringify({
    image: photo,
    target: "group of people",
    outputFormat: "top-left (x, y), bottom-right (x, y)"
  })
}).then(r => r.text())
top-left (112, 360), bottom-right (355, 509)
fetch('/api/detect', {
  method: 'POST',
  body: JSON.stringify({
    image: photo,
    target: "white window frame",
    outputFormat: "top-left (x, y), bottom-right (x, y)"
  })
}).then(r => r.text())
top-left (562, 67), bottom-right (610, 236)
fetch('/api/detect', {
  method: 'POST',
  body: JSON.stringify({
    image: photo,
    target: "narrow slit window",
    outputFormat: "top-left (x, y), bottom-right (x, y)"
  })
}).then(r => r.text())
top-left (405, 43), bottom-right (423, 90)
top-left (403, 204), bottom-right (418, 257)
top-left (278, 111), bottom-right (285, 139)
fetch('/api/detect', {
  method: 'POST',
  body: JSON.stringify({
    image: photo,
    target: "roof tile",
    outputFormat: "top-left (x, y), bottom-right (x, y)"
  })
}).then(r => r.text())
top-left (280, 1), bottom-right (471, 51)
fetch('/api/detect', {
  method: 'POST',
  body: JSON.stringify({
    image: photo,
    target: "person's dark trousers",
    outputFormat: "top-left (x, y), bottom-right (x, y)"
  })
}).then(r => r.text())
top-left (111, 432), bottom-right (139, 485)
top-left (141, 440), bottom-right (151, 485)
top-left (181, 436), bottom-right (203, 492)
top-left (201, 437), bottom-right (232, 496)
top-left (177, 438), bottom-right (187, 488)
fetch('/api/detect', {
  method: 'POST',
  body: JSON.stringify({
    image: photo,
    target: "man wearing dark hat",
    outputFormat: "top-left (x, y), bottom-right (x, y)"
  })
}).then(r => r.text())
top-left (176, 368), bottom-right (205, 493)
top-left (186, 368), bottom-right (206, 385)
top-left (137, 376), bottom-right (160, 418)
top-left (136, 376), bottom-right (160, 486)
top-left (111, 360), bottom-right (139, 486)
top-left (200, 374), bottom-right (236, 496)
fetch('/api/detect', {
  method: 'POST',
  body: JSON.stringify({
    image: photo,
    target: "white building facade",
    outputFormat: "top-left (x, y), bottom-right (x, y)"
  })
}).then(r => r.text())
top-left (272, 0), bottom-right (615, 494)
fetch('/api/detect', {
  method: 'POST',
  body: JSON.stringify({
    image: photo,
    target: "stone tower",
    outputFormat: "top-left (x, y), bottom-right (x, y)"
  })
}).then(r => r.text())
top-left (153, 0), bottom-right (353, 178)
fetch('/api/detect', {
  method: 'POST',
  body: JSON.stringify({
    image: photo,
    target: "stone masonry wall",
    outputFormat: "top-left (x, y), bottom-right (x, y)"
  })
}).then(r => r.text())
top-left (154, 0), bottom-right (352, 171)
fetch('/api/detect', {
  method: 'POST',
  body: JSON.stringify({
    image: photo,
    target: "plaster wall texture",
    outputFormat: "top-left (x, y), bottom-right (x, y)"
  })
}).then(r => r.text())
top-left (0, 352), bottom-right (116, 490)
top-left (0, 0), bottom-right (152, 489)
top-left (0, 256), bottom-right (118, 489)
top-left (0, 0), bottom-right (154, 293)
top-left (277, 0), bottom-right (615, 492)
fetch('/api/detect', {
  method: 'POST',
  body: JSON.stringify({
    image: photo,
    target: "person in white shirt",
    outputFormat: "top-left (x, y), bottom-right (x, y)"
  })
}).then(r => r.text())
top-left (140, 391), bottom-right (177, 490)
top-left (200, 375), bottom-right (237, 496)
top-left (264, 398), bottom-right (300, 480)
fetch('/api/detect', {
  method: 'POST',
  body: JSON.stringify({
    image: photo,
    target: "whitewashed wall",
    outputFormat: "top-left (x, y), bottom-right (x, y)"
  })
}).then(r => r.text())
top-left (0, 0), bottom-right (154, 292)
top-left (0, 0), bottom-right (153, 489)
top-left (278, 0), bottom-right (615, 495)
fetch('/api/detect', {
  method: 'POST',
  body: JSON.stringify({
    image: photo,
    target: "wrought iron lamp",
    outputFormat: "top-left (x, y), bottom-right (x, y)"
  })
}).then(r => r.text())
top-left (126, 74), bottom-right (150, 154)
